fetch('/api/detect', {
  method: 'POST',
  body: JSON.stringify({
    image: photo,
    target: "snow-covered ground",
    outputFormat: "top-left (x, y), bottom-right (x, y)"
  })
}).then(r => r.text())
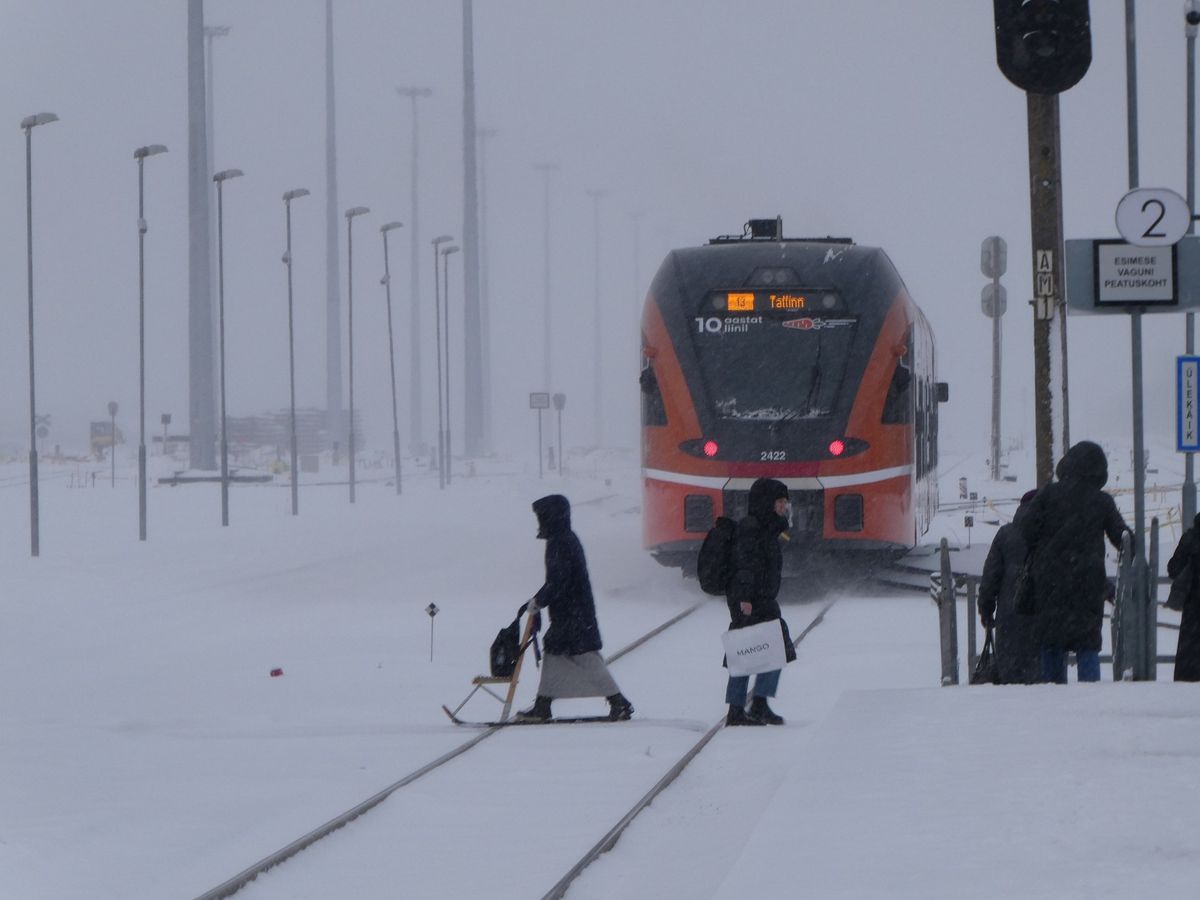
top-left (0, 443), bottom-right (1195, 899)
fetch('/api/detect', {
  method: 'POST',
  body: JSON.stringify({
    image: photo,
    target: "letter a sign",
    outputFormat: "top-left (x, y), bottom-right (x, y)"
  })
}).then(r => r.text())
top-left (1035, 250), bottom-right (1054, 297)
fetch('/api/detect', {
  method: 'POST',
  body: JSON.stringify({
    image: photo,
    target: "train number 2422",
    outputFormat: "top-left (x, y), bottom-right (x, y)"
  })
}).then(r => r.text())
top-left (760, 450), bottom-right (787, 461)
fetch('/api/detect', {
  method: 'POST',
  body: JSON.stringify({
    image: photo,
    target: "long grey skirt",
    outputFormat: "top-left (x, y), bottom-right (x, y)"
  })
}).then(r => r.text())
top-left (536, 651), bottom-right (619, 699)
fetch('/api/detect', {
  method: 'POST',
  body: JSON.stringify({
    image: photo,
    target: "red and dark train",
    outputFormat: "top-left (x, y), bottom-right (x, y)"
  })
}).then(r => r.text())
top-left (640, 218), bottom-right (947, 571)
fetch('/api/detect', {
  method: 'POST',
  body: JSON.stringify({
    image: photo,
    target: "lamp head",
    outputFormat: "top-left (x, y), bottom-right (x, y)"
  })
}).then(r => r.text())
top-left (213, 168), bottom-right (243, 183)
top-left (442, 244), bottom-right (460, 257)
top-left (205, 24), bottom-right (231, 37)
top-left (1189, 0), bottom-right (1200, 33)
top-left (134, 144), bottom-right (168, 160)
top-left (345, 206), bottom-right (370, 219)
top-left (432, 234), bottom-right (453, 247)
top-left (381, 221), bottom-right (404, 233)
top-left (283, 188), bottom-right (311, 202)
top-left (20, 112), bottom-right (59, 130)
top-left (397, 86), bottom-right (433, 98)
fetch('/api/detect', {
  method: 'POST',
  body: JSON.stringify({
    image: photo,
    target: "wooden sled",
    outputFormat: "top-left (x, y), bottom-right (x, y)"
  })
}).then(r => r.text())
top-left (443, 607), bottom-right (539, 724)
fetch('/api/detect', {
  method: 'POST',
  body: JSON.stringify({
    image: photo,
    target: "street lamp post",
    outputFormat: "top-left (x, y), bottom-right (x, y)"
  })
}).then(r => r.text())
top-left (108, 401), bottom-right (119, 487)
top-left (282, 188), bottom-right (310, 516)
top-left (213, 167), bottom-right (243, 527)
top-left (381, 221), bottom-right (405, 496)
top-left (1185, 0), bottom-right (1200, 526)
top-left (586, 188), bottom-right (607, 448)
top-left (441, 244), bottom-right (460, 486)
top-left (134, 143), bottom-right (167, 540)
top-left (21, 111), bottom-right (58, 558)
top-left (533, 163), bottom-right (558, 396)
top-left (431, 234), bottom-right (453, 488)
top-left (345, 205), bottom-right (370, 504)
top-left (398, 86), bottom-right (432, 455)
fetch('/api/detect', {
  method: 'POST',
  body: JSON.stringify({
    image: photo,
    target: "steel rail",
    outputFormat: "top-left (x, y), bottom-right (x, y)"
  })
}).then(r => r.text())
top-left (191, 599), bottom-right (705, 900)
top-left (540, 597), bottom-right (838, 900)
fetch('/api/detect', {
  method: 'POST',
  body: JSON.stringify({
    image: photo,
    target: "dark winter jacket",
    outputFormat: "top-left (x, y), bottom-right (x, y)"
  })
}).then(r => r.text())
top-left (532, 494), bottom-right (603, 656)
top-left (726, 478), bottom-right (796, 663)
top-left (1167, 515), bottom-right (1200, 681)
top-left (978, 495), bottom-right (1039, 683)
top-left (1019, 441), bottom-right (1128, 652)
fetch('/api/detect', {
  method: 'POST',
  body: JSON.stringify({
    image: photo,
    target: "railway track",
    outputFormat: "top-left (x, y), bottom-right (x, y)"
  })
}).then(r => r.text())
top-left (192, 596), bottom-right (838, 900)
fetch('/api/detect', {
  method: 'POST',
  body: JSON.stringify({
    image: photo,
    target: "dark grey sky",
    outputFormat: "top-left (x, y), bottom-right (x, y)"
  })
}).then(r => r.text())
top-left (0, 1), bottom-right (1189, 463)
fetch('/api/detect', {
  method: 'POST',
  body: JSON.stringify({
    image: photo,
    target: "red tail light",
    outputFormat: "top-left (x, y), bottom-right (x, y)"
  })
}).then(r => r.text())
top-left (828, 439), bottom-right (845, 457)
top-left (703, 440), bottom-right (719, 457)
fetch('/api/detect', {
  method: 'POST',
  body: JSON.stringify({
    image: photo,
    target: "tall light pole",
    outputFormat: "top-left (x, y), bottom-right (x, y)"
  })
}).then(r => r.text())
top-left (134, 143), bottom-right (167, 541)
top-left (461, 0), bottom-right (484, 460)
top-left (213, 168), bottom-right (243, 527)
top-left (204, 24), bottom-right (230, 464)
top-left (398, 86), bottom-right (432, 455)
top-left (1185, 0), bottom-right (1200, 526)
top-left (22, 111), bottom-right (58, 558)
top-left (534, 163), bottom-right (558, 394)
top-left (431, 234), bottom-right (453, 488)
top-left (282, 188), bottom-right (310, 516)
top-left (441, 244), bottom-right (460, 485)
top-left (187, 1), bottom-right (216, 471)
top-left (345, 206), bottom-right (370, 504)
top-left (108, 401), bottom-right (119, 488)
top-left (587, 188), bottom-right (607, 448)
top-left (477, 126), bottom-right (497, 454)
top-left (325, 0), bottom-right (343, 440)
top-left (381, 221), bottom-right (405, 495)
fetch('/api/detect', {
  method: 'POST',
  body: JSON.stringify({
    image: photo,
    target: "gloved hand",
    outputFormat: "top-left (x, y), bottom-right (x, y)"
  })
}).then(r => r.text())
top-left (980, 609), bottom-right (994, 630)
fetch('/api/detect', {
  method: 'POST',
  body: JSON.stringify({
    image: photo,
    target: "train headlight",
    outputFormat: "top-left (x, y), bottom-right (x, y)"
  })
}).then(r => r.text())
top-left (828, 439), bottom-right (846, 457)
top-left (703, 440), bottom-right (720, 458)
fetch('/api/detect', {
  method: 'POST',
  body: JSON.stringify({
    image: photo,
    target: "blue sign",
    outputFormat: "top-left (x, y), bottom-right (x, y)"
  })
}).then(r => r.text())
top-left (1178, 356), bottom-right (1200, 452)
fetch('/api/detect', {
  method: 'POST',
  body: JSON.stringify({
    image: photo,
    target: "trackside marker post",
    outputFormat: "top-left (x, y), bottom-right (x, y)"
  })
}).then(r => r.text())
top-left (426, 603), bottom-right (439, 661)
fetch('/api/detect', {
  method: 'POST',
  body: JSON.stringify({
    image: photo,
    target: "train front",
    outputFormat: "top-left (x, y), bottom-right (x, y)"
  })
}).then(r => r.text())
top-left (640, 220), bottom-right (939, 572)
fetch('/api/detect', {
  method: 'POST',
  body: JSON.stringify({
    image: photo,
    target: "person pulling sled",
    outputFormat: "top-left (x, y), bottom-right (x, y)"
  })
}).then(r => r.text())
top-left (515, 494), bottom-right (634, 722)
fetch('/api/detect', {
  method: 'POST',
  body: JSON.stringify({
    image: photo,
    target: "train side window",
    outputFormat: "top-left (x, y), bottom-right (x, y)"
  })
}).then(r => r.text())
top-left (640, 362), bottom-right (667, 426)
top-left (881, 360), bottom-right (912, 425)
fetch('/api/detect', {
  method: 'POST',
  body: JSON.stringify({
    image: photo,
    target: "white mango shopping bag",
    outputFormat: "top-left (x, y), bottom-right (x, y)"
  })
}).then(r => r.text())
top-left (721, 620), bottom-right (787, 677)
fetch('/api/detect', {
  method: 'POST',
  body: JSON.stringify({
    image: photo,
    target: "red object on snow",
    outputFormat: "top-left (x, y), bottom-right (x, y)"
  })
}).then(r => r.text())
top-left (270, 668), bottom-right (283, 677)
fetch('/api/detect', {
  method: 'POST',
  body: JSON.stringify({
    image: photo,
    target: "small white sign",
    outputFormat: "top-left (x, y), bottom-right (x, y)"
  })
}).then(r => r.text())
top-left (529, 392), bottom-right (550, 409)
top-left (1095, 242), bottom-right (1176, 305)
top-left (1116, 187), bottom-right (1192, 247)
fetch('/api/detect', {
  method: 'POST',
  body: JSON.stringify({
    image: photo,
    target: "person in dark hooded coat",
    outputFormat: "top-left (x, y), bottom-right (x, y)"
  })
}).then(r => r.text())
top-left (724, 477), bottom-right (796, 726)
top-left (515, 494), bottom-right (634, 722)
top-left (1167, 514), bottom-right (1200, 681)
top-left (978, 489), bottom-right (1041, 684)
top-left (1018, 441), bottom-right (1128, 683)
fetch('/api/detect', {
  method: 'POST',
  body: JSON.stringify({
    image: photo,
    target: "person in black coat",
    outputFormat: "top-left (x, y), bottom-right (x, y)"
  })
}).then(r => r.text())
top-left (724, 477), bottom-right (796, 726)
top-left (1018, 441), bottom-right (1129, 683)
top-left (978, 489), bottom-right (1041, 684)
top-left (516, 494), bottom-right (633, 721)
top-left (1167, 514), bottom-right (1200, 681)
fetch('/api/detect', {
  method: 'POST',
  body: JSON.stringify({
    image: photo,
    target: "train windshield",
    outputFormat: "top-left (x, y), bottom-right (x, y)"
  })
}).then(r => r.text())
top-left (690, 290), bottom-right (857, 420)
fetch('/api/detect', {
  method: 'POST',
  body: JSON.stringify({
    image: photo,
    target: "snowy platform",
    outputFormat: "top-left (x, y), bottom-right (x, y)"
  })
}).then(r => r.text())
top-left (713, 685), bottom-right (1200, 899)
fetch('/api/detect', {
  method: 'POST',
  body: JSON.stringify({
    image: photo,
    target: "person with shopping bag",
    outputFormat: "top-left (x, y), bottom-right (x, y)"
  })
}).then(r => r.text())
top-left (724, 477), bottom-right (796, 726)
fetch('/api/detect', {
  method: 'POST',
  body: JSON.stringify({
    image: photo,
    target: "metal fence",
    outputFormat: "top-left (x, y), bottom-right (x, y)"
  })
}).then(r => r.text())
top-left (936, 519), bottom-right (1176, 683)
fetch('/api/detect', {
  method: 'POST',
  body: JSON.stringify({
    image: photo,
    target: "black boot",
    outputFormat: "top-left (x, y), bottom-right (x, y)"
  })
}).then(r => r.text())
top-left (607, 693), bottom-right (634, 721)
top-left (726, 703), bottom-right (765, 726)
top-left (749, 696), bottom-right (784, 725)
top-left (516, 695), bottom-right (553, 721)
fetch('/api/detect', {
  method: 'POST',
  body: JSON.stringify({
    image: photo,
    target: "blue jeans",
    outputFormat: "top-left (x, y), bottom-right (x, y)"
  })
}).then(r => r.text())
top-left (1040, 646), bottom-right (1101, 684)
top-left (726, 669), bottom-right (780, 705)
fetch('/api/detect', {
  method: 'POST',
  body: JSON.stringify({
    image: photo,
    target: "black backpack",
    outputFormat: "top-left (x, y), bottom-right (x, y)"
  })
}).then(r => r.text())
top-left (489, 617), bottom-right (521, 677)
top-left (696, 516), bottom-right (736, 595)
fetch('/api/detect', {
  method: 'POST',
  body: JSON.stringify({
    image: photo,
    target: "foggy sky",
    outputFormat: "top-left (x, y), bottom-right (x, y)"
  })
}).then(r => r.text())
top-left (0, 1), bottom-right (1191, 468)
